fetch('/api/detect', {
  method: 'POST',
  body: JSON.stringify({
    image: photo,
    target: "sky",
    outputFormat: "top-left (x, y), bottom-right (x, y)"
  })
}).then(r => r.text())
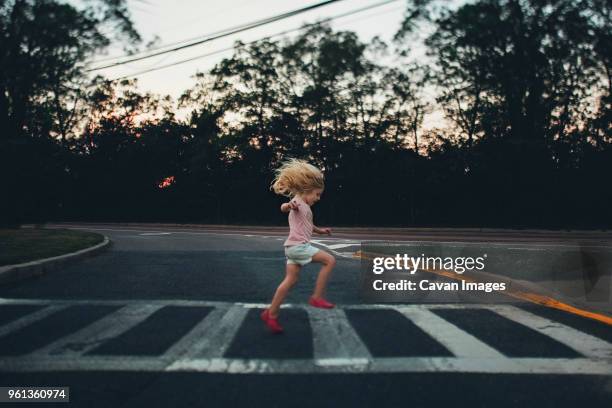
top-left (87, 0), bottom-right (453, 127)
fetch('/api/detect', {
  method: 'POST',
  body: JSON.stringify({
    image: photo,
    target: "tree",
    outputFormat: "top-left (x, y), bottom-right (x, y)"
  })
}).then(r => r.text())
top-left (0, 0), bottom-right (140, 140)
top-left (397, 0), bottom-right (611, 145)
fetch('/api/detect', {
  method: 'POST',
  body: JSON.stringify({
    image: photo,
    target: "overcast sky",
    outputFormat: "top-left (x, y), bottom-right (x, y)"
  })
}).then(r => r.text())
top-left (88, 0), bottom-right (456, 127)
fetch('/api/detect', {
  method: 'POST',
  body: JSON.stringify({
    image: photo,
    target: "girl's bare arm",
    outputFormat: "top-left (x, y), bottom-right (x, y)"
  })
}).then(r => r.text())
top-left (314, 226), bottom-right (332, 235)
top-left (280, 201), bottom-right (300, 212)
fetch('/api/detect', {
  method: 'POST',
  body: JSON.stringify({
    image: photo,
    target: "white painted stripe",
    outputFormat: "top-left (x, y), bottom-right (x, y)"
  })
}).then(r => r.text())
top-left (421, 303), bottom-right (520, 309)
top-left (162, 306), bottom-right (230, 361)
top-left (1, 356), bottom-right (610, 374)
top-left (307, 308), bottom-right (372, 362)
top-left (489, 305), bottom-right (612, 359)
top-left (0, 297), bottom-right (255, 308)
top-left (139, 232), bottom-right (171, 236)
top-left (326, 243), bottom-right (360, 249)
top-left (179, 305), bottom-right (248, 359)
top-left (28, 304), bottom-right (164, 357)
top-left (0, 356), bottom-right (168, 372)
top-left (336, 252), bottom-right (358, 257)
top-left (310, 239), bottom-right (359, 244)
top-left (369, 356), bottom-right (612, 375)
top-left (0, 305), bottom-right (67, 338)
top-left (0, 298), bottom-right (538, 314)
top-left (0, 298), bottom-right (522, 310)
top-left (396, 306), bottom-right (505, 358)
top-left (315, 358), bottom-right (370, 366)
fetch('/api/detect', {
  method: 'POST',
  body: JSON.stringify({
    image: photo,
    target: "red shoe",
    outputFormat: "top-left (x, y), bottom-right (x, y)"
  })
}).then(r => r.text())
top-left (260, 309), bottom-right (283, 333)
top-left (308, 296), bottom-right (335, 309)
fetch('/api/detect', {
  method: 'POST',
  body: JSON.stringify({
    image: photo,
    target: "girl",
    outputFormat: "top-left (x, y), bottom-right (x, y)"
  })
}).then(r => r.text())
top-left (261, 158), bottom-right (337, 333)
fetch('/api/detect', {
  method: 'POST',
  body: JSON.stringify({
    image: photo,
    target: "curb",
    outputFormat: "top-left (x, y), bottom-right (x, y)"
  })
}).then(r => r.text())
top-left (0, 236), bottom-right (111, 285)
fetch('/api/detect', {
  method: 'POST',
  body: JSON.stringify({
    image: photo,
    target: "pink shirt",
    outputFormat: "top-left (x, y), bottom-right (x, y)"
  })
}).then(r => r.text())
top-left (284, 195), bottom-right (313, 246)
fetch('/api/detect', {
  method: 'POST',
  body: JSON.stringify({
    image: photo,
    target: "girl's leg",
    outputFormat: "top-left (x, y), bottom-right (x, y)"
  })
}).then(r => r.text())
top-left (310, 250), bottom-right (336, 299)
top-left (268, 263), bottom-right (301, 318)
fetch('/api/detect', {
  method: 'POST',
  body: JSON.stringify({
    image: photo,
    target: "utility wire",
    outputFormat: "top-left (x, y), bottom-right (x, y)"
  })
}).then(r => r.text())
top-left (87, 0), bottom-right (345, 72)
top-left (103, 0), bottom-right (401, 82)
top-left (92, 0), bottom-right (258, 64)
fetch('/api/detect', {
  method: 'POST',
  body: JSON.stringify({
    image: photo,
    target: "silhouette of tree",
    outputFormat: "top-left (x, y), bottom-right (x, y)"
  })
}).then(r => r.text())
top-left (2, 2), bottom-right (611, 228)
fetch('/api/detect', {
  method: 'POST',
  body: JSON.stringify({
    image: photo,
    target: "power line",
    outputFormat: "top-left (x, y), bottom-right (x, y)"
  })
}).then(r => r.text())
top-left (86, 0), bottom-right (346, 72)
top-left (91, 0), bottom-right (256, 64)
top-left (103, 0), bottom-right (402, 82)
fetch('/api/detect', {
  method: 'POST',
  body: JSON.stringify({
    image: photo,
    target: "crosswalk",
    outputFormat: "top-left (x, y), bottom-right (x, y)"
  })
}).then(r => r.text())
top-left (310, 238), bottom-right (361, 258)
top-left (0, 298), bottom-right (611, 375)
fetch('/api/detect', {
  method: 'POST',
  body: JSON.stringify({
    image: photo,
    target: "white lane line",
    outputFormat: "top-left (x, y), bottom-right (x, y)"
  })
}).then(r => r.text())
top-left (307, 308), bottom-right (372, 366)
top-left (396, 306), bottom-right (506, 358)
top-left (369, 356), bottom-right (612, 375)
top-left (0, 297), bottom-right (303, 308)
top-left (0, 356), bottom-right (168, 372)
top-left (310, 240), bottom-right (361, 259)
top-left (490, 305), bottom-right (612, 359)
top-left (162, 306), bottom-right (230, 362)
top-left (0, 305), bottom-right (67, 338)
top-left (29, 304), bottom-right (164, 357)
top-left (139, 232), bottom-right (172, 236)
top-left (0, 298), bottom-right (524, 310)
top-left (4, 356), bottom-right (607, 374)
top-left (325, 243), bottom-right (360, 250)
top-left (173, 305), bottom-right (248, 360)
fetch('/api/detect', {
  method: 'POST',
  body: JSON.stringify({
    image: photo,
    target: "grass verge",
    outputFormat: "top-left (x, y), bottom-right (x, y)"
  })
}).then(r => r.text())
top-left (0, 228), bottom-right (105, 266)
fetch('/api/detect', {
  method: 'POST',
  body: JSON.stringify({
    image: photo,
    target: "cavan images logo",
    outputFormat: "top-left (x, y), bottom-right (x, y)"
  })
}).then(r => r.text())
top-left (367, 253), bottom-right (507, 294)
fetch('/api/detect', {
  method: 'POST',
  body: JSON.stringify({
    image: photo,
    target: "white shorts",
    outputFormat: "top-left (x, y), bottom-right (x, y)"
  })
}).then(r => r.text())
top-left (285, 243), bottom-right (320, 266)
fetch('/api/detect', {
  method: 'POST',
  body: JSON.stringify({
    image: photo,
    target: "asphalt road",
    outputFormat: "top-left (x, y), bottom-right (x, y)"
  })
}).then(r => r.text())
top-left (0, 224), bottom-right (610, 407)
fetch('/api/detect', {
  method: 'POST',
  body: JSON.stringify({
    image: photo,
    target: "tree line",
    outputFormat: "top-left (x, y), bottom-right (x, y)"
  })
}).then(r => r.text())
top-left (1, 0), bottom-right (610, 228)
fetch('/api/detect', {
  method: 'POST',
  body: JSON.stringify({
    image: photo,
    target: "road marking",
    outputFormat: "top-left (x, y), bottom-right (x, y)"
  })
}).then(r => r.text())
top-left (396, 306), bottom-right (505, 358)
top-left (307, 308), bottom-right (372, 365)
top-left (1, 300), bottom-right (611, 374)
top-left (1, 356), bottom-right (610, 375)
top-left (490, 305), bottom-right (612, 358)
top-left (28, 304), bottom-right (164, 357)
top-left (310, 240), bottom-right (361, 258)
top-left (325, 243), bottom-right (360, 249)
top-left (355, 249), bottom-right (612, 326)
top-left (139, 232), bottom-right (172, 236)
top-left (162, 306), bottom-right (232, 361)
top-left (175, 305), bottom-right (248, 359)
top-left (0, 304), bottom-right (67, 338)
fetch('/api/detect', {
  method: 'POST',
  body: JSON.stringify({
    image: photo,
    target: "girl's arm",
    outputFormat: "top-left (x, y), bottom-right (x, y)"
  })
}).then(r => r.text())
top-left (280, 201), bottom-right (300, 213)
top-left (314, 226), bottom-right (332, 235)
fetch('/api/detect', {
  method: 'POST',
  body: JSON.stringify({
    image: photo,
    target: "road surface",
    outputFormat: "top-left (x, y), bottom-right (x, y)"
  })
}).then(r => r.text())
top-left (0, 224), bottom-right (610, 407)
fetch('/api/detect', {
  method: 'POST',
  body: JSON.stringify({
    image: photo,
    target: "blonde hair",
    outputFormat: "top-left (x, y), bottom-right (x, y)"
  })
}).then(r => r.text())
top-left (270, 158), bottom-right (324, 197)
